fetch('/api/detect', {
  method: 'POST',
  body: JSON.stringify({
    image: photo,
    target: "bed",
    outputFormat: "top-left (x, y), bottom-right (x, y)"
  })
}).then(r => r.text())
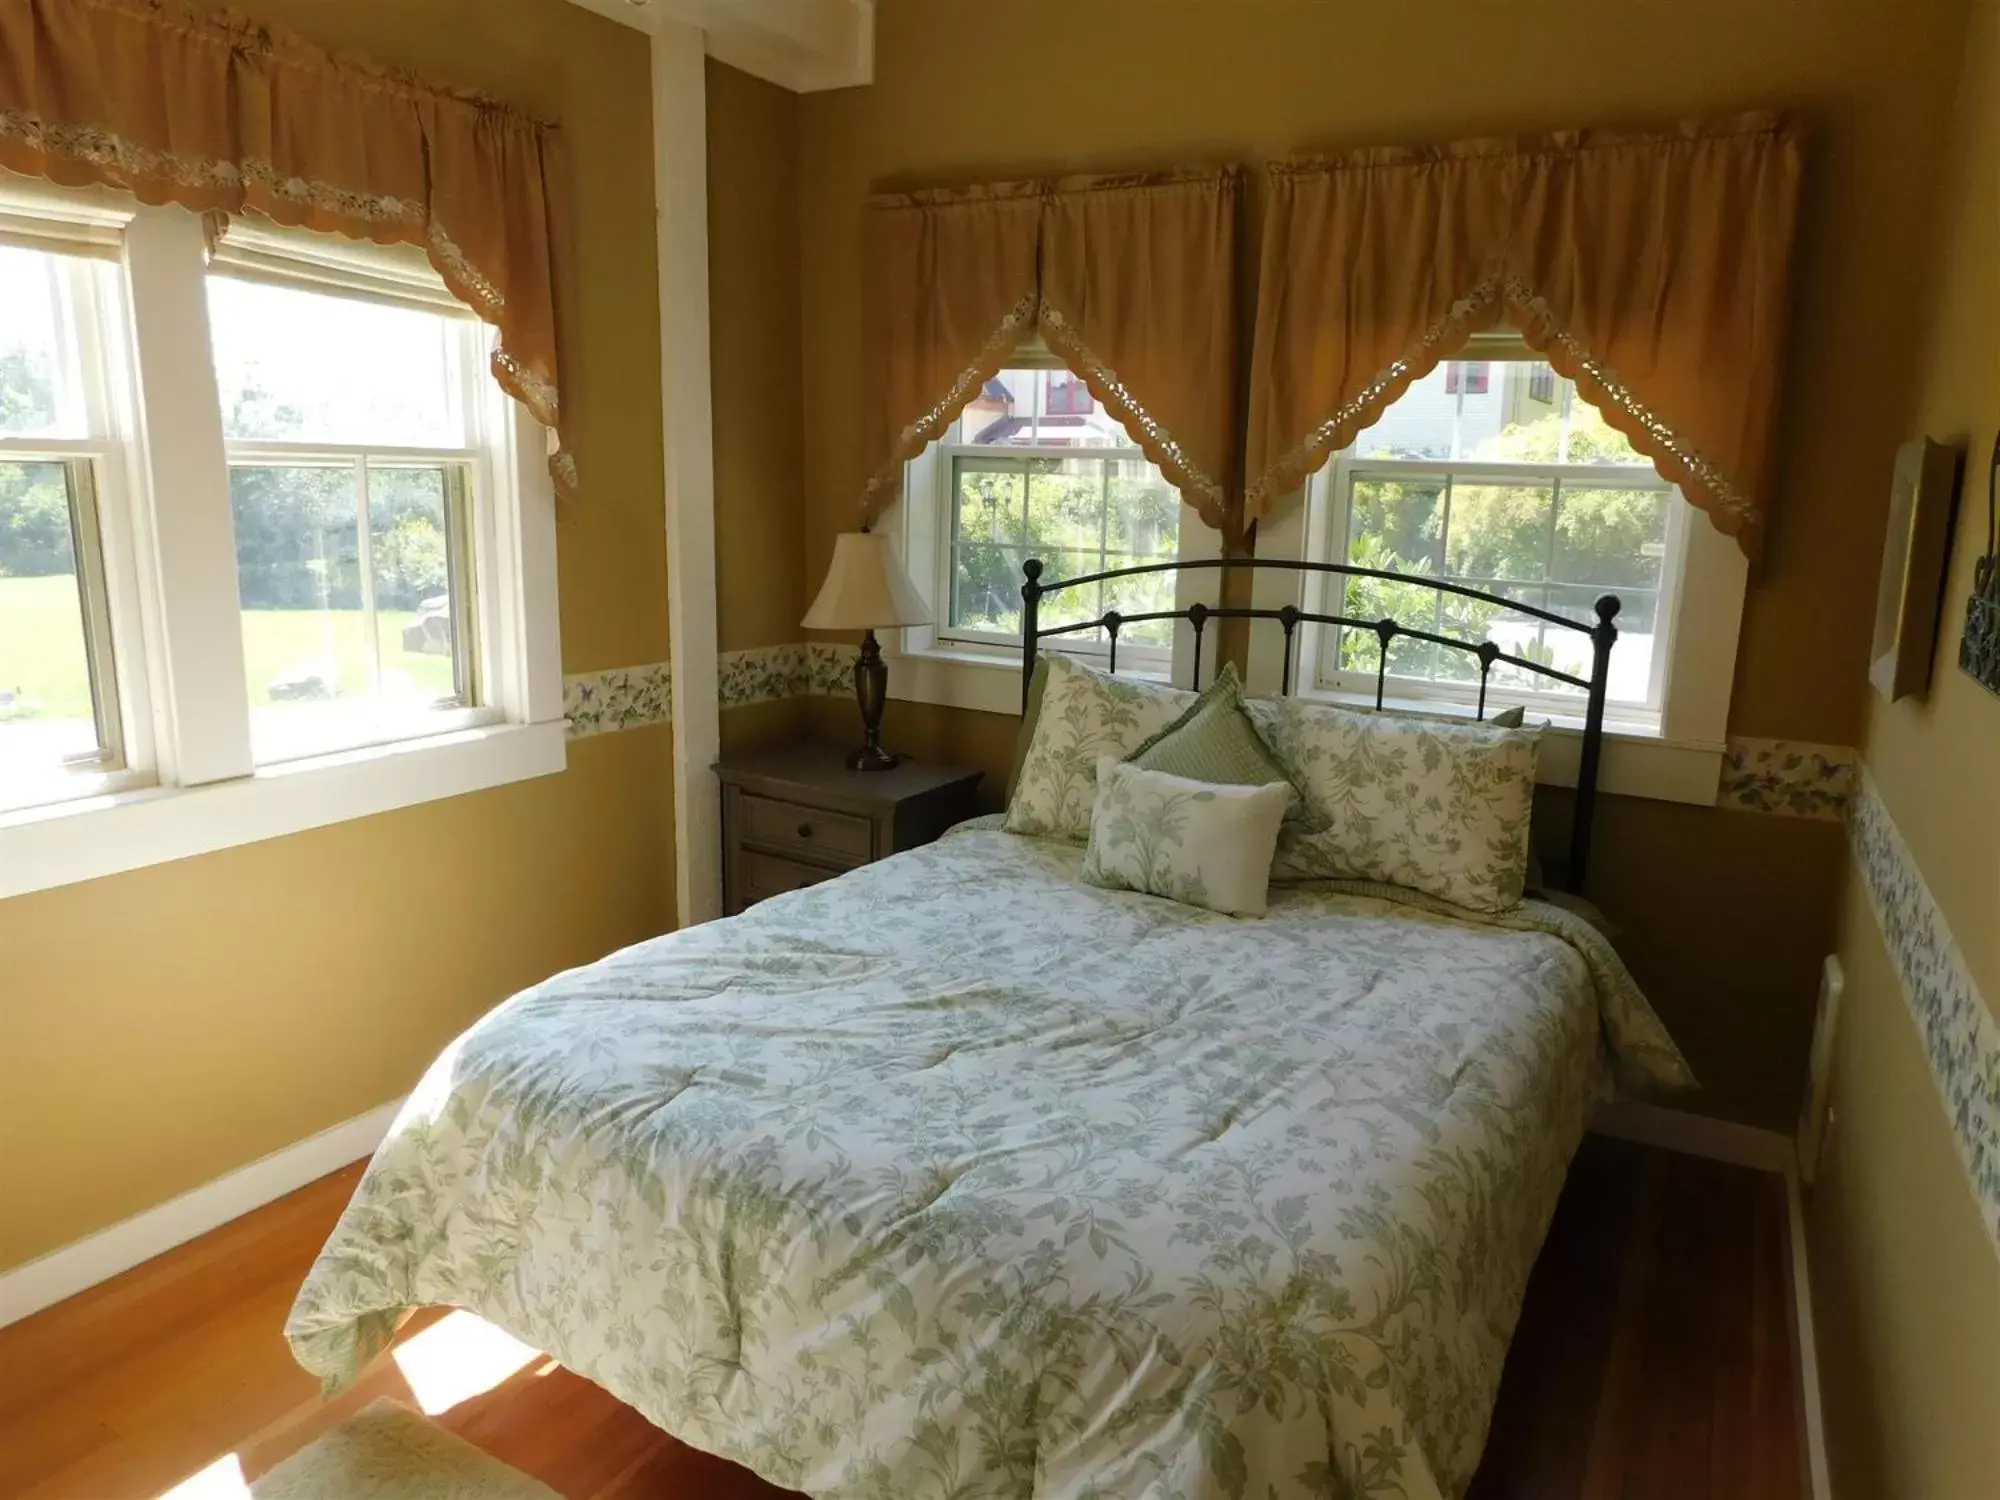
top-left (287, 558), bottom-right (1692, 1500)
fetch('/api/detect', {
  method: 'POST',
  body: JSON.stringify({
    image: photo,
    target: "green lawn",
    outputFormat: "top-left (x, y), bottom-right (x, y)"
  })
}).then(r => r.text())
top-left (0, 574), bottom-right (454, 723)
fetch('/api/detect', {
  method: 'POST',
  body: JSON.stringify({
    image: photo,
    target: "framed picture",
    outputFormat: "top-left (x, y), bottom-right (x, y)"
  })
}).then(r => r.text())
top-left (1870, 436), bottom-right (1963, 702)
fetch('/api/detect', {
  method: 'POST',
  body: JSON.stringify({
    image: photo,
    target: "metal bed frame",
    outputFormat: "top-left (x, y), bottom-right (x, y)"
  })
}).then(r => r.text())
top-left (1018, 556), bottom-right (1620, 892)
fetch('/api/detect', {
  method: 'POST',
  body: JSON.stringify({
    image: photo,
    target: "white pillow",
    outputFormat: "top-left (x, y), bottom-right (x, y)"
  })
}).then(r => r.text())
top-left (1243, 696), bottom-right (1540, 912)
top-left (1005, 654), bottom-right (1200, 842)
top-left (1079, 758), bottom-right (1290, 917)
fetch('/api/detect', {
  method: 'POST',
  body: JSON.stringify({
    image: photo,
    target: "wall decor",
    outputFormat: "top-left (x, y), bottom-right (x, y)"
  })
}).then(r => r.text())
top-left (1870, 436), bottom-right (1963, 700)
top-left (1961, 430), bottom-right (2000, 699)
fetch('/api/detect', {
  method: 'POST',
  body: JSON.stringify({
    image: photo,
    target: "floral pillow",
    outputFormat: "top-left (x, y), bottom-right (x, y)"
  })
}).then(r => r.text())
top-left (1242, 695), bottom-right (1541, 912)
top-left (1004, 654), bottom-right (1200, 842)
top-left (1080, 758), bottom-right (1291, 917)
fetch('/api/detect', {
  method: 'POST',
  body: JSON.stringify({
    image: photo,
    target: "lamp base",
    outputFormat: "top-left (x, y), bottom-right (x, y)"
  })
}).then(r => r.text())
top-left (848, 629), bottom-right (899, 772)
top-left (846, 742), bottom-right (901, 773)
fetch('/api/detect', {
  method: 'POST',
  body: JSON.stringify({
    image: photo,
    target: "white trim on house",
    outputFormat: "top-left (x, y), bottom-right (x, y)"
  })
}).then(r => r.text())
top-left (0, 1095), bottom-right (406, 1330)
top-left (653, 18), bottom-right (725, 929)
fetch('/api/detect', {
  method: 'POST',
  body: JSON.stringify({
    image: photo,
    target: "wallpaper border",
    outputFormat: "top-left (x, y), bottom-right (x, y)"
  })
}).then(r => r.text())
top-left (1848, 767), bottom-right (2000, 1252)
top-left (1717, 737), bottom-right (1858, 820)
top-left (563, 644), bottom-right (849, 738)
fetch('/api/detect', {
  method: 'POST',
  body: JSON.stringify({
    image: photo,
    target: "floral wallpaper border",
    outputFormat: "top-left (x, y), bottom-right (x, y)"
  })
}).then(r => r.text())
top-left (1716, 736), bottom-right (1859, 820)
top-left (563, 644), bottom-right (853, 738)
top-left (1849, 767), bottom-right (2000, 1253)
top-left (562, 662), bottom-right (673, 739)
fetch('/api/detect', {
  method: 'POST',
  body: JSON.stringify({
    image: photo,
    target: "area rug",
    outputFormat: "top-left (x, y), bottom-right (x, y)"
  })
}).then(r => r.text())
top-left (250, 1400), bottom-right (560, 1500)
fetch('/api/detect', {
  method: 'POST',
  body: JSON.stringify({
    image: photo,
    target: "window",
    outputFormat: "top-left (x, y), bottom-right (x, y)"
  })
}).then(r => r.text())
top-left (0, 185), bottom-right (562, 898)
top-left (1442, 360), bottom-right (1490, 395)
top-left (207, 275), bottom-right (487, 763)
top-left (933, 366), bottom-right (1181, 660)
top-left (1311, 350), bottom-right (1679, 717)
top-left (0, 238), bottom-right (132, 812)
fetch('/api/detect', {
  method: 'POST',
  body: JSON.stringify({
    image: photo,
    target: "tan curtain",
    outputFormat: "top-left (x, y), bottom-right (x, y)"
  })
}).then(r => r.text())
top-left (0, 0), bottom-right (576, 498)
top-left (862, 181), bottom-right (1043, 518)
top-left (1038, 170), bottom-right (1238, 530)
top-left (1244, 112), bottom-right (1804, 558)
top-left (861, 168), bottom-right (1240, 532)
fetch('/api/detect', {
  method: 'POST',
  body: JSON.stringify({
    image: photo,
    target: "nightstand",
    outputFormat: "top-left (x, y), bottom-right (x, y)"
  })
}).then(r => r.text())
top-left (715, 745), bottom-right (984, 916)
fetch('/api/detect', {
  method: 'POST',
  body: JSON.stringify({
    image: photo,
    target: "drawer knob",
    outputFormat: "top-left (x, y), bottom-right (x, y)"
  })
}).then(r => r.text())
top-left (797, 822), bottom-right (813, 839)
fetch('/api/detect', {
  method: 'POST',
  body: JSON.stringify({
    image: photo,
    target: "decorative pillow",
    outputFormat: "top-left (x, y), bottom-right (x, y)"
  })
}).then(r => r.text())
top-left (1243, 695), bottom-right (1541, 912)
top-left (1004, 654), bottom-right (1198, 842)
top-left (1080, 758), bottom-right (1290, 917)
top-left (1125, 668), bottom-right (1315, 823)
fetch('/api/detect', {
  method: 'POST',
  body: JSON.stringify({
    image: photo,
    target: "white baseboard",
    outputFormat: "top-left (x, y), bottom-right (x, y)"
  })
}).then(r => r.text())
top-left (1590, 1099), bottom-right (1798, 1174)
top-left (1786, 1169), bottom-right (1834, 1500)
top-left (0, 1096), bottom-right (404, 1330)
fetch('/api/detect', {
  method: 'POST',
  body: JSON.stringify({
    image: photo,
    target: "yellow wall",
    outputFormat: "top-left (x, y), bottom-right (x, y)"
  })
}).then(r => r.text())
top-left (1808, 0), bottom-right (2000, 1491)
top-left (793, 0), bottom-right (1975, 1127)
top-left (0, 0), bottom-right (674, 1273)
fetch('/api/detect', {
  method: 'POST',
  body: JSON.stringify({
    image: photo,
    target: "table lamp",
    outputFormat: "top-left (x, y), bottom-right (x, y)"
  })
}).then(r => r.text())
top-left (801, 532), bottom-right (931, 770)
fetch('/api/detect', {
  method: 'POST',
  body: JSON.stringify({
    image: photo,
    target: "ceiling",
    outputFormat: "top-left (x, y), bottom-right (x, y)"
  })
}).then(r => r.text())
top-left (562, 0), bottom-right (873, 92)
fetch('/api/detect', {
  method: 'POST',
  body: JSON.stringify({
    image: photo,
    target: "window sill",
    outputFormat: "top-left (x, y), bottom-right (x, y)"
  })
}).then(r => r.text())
top-left (884, 646), bottom-right (1722, 808)
top-left (887, 641), bottom-right (1170, 717)
top-left (0, 719), bottom-right (567, 900)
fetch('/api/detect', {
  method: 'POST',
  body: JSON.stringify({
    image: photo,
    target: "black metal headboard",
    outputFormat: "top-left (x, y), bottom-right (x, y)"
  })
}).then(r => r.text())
top-left (1018, 556), bottom-right (1620, 893)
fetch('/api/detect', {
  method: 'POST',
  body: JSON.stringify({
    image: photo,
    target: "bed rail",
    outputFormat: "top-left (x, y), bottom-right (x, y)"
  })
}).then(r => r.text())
top-left (1018, 556), bottom-right (1619, 893)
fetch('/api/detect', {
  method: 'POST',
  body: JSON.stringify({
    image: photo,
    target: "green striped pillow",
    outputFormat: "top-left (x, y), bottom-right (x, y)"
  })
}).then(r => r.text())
top-left (1126, 666), bottom-right (1314, 822)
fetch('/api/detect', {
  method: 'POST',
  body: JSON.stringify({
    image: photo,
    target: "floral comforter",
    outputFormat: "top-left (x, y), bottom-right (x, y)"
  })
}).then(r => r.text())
top-left (288, 822), bottom-right (1690, 1500)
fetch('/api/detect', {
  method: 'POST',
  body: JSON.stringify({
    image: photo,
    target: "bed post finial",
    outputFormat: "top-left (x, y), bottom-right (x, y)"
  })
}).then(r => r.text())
top-left (1021, 559), bottom-right (1044, 714)
top-left (1567, 595), bottom-right (1622, 891)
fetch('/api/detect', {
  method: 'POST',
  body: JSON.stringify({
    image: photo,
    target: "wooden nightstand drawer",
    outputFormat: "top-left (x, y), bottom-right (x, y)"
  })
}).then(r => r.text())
top-left (716, 747), bottom-right (983, 918)
top-left (738, 793), bottom-right (874, 865)
top-left (738, 848), bottom-right (837, 907)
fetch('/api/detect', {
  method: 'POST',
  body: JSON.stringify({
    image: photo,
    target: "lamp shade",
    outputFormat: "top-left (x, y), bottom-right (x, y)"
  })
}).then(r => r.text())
top-left (801, 532), bottom-right (932, 631)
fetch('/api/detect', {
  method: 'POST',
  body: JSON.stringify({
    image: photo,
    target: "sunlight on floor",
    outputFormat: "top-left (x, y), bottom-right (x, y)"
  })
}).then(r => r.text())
top-left (156, 1452), bottom-right (250, 1499)
top-left (391, 1309), bottom-right (541, 1415)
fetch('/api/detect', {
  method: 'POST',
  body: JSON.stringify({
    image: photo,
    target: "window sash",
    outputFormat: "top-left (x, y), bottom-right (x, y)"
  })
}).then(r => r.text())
top-left (223, 451), bottom-right (482, 759)
top-left (0, 453), bottom-right (123, 777)
top-left (936, 444), bottom-right (1178, 657)
top-left (1317, 452), bottom-right (1682, 715)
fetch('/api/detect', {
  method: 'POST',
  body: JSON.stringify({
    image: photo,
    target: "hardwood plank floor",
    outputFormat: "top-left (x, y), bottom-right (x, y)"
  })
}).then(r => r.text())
top-left (0, 1136), bottom-right (1797, 1499)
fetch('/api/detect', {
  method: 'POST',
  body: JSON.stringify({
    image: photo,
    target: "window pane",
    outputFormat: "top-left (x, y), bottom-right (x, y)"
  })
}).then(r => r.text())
top-left (949, 542), bottom-right (1026, 636)
top-left (0, 462), bottom-right (106, 803)
top-left (1552, 486), bottom-right (1670, 590)
top-left (1024, 457), bottom-right (1110, 552)
top-left (233, 463), bottom-right (368, 759)
top-left (232, 461), bottom-right (469, 763)
top-left (1347, 475), bottom-right (1444, 574)
top-left (209, 278), bottom-right (461, 446)
top-left (1444, 481), bottom-right (1554, 582)
top-left (953, 463), bottom-right (1024, 544)
top-left (0, 246), bottom-right (87, 439)
top-left (369, 467), bottom-right (464, 709)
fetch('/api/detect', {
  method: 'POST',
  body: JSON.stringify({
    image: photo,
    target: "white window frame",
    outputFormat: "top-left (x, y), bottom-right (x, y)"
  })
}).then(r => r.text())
top-left (0, 191), bottom-right (563, 900)
top-left (1246, 345), bottom-right (1748, 807)
top-left (1301, 447), bottom-right (1683, 722)
top-left (880, 342), bottom-right (1221, 716)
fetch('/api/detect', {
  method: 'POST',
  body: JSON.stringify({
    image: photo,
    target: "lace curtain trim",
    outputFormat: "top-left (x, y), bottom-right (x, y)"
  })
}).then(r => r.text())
top-left (1244, 274), bottom-right (1758, 546)
top-left (861, 293), bottom-right (1039, 521)
top-left (0, 103), bottom-right (567, 486)
top-left (1037, 305), bottom-right (1231, 531)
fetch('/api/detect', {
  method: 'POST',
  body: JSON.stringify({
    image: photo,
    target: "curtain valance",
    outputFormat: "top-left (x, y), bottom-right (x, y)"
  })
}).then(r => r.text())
top-left (0, 0), bottom-right (575, 497)
top-left (863, 167), bottom-right (1239, 531)
top-left (1244, 112), bottom-right (1804, 559)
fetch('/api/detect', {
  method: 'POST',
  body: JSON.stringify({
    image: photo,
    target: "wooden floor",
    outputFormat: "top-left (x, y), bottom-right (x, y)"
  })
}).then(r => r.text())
top-left (0, 1136), bottom-right (1798, 1500)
